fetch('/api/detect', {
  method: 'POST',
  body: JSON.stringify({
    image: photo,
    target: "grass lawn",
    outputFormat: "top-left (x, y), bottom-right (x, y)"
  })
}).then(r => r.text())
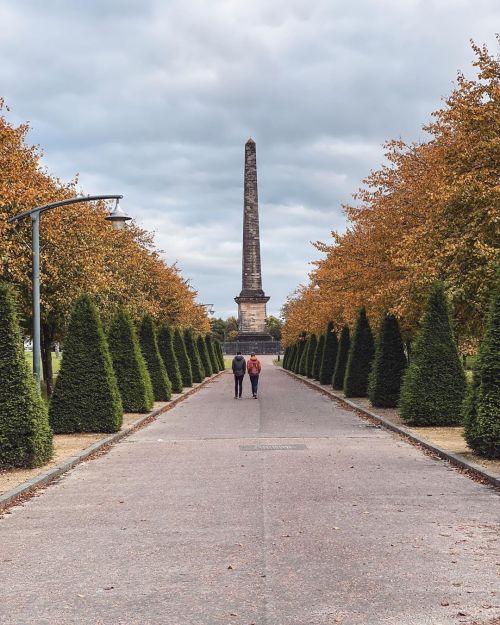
top-left (25, 352), bottom-right (61, 376)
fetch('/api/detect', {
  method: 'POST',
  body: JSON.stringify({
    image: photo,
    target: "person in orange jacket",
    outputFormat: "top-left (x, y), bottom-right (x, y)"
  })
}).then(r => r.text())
top-left (247, 352), bottom-right (262, 399)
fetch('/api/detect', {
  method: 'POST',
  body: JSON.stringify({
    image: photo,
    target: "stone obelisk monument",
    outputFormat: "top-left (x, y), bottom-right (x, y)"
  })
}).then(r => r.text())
top-left (235, 139), bottom-right (272, 342)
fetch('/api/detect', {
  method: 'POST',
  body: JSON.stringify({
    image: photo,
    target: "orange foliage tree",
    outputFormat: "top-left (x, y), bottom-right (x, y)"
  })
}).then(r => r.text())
top-left (282, 42), bottom-right (499, 352)
top-left (0, 100), bottom-right (209, 392)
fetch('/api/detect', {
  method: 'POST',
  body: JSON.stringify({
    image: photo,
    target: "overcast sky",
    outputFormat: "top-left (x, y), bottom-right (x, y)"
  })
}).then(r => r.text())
top-left (0, 1), bottom-right (498, 318)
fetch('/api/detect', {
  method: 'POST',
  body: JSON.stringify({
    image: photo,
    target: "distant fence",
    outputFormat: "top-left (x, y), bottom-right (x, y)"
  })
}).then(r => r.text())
top-left (223, 341), bottom-right (281, 355)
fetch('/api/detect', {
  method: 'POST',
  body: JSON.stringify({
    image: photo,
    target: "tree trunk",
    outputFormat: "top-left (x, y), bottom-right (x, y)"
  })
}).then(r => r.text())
top-left (41, 323), bottom-right (54, 397)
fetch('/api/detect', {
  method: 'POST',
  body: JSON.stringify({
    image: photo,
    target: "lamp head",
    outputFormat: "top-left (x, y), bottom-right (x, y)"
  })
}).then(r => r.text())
top-left (105, 199), bottom-right (132, 230)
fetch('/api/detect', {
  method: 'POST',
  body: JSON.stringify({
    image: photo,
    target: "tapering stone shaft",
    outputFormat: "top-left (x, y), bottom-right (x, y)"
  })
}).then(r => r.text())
top-left (234, 138), bottom-right (271, 341)
top-left (241, 138), bottom-right (263, 295)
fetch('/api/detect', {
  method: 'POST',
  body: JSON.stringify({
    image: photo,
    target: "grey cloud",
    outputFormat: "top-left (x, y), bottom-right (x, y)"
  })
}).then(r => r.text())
top-left (0, 0), bottom-right (498, 317)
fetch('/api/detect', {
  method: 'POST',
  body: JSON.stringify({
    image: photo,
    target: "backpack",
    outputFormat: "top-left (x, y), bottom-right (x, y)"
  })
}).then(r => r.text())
top-left (248, 359), bottom-right (260, 375)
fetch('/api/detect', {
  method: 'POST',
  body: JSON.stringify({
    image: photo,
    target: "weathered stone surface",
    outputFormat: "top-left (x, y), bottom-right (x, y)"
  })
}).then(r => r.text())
top-left (235, 139), bottom-right (271, 339)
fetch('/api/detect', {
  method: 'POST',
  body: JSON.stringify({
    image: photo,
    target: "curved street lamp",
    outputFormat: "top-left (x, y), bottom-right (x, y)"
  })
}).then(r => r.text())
top-left (7, 194), bottom-right (126, 386)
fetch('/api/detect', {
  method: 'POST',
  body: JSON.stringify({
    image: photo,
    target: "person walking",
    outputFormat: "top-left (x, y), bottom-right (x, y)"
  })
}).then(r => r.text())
top-left (247, 352), bottom-right (262, 399)
top-left (231, 351), bottom-right (246, 399)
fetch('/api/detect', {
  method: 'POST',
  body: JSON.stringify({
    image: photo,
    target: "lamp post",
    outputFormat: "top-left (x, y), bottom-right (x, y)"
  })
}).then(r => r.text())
top-left (7, 194), bottom-right (127, 387)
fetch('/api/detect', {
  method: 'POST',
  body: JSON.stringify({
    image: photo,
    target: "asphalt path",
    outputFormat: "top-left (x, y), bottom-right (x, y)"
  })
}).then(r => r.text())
top-left (1, 357), bottom-right (499, 625)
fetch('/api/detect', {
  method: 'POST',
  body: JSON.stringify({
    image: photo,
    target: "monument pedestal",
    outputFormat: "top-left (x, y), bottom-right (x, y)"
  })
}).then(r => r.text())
top-left (234, 293), bottom-right (272, 342)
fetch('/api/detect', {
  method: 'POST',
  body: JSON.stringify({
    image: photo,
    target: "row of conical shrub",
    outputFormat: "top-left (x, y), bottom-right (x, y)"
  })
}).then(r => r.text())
top-left (284, 281), bottom-right (494, 432)
top-left (0, 288), bottom-right (225, 468)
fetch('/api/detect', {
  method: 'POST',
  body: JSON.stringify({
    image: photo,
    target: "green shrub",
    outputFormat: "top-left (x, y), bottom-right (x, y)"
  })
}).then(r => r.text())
top-left (49, 295), bottom-right (123, 433)
top-left (216, 340), bottom-right (225, 370)
top-left (173, 328), bottom-right (192, 387)
top-left (306, 334), bottom-right (317, 378)
top-left (205, 334), bottom-right (220, 373)
top-left (344, 308), bottom-right (375, 397)
top-left (320, 322), bottom-right (338, 385)
top-left (400, 282), bottom-right (466, 426)
top-left (312, 334), bottom-right (325, 380)
top-left (157, 324), bottom-right (183, 393)
top-left (184, 329), bottom-right (204, 382)
top-left (293, 336), bottom-right (306, 373)
top-left (108, 309), bottom-right (154, 412)
top-left (368, 313), bottom-right (407, 408)
top-left (197, 334), bottom-right (213, 377)
top-left (299, 335), bottom-right (311, 375)
top-left (332, 325), bottom-right (350, 389)
top-left (0, 283), bottom-right (53, 468)
top-left (138, 315), bottom-right (172, 401)
top-left (463, 279), bottom-right (499, 458)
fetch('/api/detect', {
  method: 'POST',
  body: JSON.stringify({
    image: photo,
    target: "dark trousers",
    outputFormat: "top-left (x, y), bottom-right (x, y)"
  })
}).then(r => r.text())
top-left (250, 375), bottom-right (259, 396)
top-left (234, 375), bottom-right (244, 397)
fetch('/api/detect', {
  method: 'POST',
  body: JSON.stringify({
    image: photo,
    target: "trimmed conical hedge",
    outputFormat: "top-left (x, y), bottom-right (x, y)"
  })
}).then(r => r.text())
top-left (320, 322), bottom-right (338, 385)
top-left (306, 334), bottom-right (317, 378)
top-left (205, 334), bottom-right (220, 373)
top-left (332, 325), bottom-right (350, 389)
top-left (197, 334), bottom-right (213, 377)
top-left (0, 283), bottom-right (53, 468)
top-left (400, 282), bottom-right (466, 426)
top-left (299, 335), bottom-right (311, 376)
top-left (108, 309), bottom-right (154, 413)
top-left (49, 295), bottom-right (123, 433)
top-left (312, 334), bottom-right (325, 380)
top-left (139, 315), bottom-right (172, 401)
top-left (173, 328), bottom-right (192, 387)
top-left (293, 336), bottom-right (306, 373)
top-left (368, 313), bottom-right (407, 408)
top-left (463, 279), bottom-right (499, 458)
top-left (344, 308), bottom-right (375, 397)
top-left (184, 329), bottom-right (204, 382)
top-left (216, 340), bottom-right (225, 370)
top-left (158, 324), bottom-right (183, 393)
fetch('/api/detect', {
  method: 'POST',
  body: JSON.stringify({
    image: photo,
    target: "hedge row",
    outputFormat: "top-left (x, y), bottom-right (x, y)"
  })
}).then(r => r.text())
top-left (283, 280), bottom-right (498, 458)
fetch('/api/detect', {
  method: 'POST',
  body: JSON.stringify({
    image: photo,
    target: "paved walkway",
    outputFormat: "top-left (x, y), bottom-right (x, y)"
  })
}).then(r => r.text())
top-left (1, 358), bottom-right (499, 625)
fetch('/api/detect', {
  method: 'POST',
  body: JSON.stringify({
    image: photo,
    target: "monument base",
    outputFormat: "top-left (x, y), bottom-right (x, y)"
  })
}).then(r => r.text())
top-left (236, 332), bottom-right (274, 342)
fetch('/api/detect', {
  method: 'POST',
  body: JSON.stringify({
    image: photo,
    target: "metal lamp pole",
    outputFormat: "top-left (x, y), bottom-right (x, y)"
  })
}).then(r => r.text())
top-left (7, 194), bottom-right (127, 387)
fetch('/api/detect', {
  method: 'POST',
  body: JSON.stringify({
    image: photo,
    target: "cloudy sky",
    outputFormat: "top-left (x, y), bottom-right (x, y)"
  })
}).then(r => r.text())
top-left (0, 1), bottom-right (498, 318)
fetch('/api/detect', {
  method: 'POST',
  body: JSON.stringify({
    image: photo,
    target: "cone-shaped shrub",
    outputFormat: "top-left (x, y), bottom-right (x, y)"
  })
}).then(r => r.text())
top-left (174, 328), bottom-right (192, 387)
top-left (108, 309), bottom-right (154, 412)
top-left (0, 284), bottom-right (53, 468)
top-left (312, 334), bottom-right (325, 380)
top-left (49, 295), bottom-right (123, 433)
top-left (205, 334), bottom-right (220, 373)
top-left (320, 322), bottom-right (338, 385)
top-left (463, 279), bottom-right (499, 458)
top-left (184, 329), bottom-right (204, 382)
top-left (197, 334), bottom-right (213, 377)
top-left (306, 334), bottom-right (317, 378)
top-left (216, 340), bottom-right (225, 370)
top-left (138, 315), bottom-right (172, 401)
top-left (293, 336), bottom-right (306, 373)
top-left (284, 345), bottom-right (293, 370)
top-left (400, 282), bottom-right (466, 426)
top-left (368, 313), bottom-right (407, 408)
top-left (332, 325), bottom-right (350, 389)
top-left (289, 345), bottom-right (297, 371)
top-left (158, 324), bottom-right (183, 393)
top-left (299, 335), bottom-right (311, 375)
top-left (344, 308), bottom-right (375, 397)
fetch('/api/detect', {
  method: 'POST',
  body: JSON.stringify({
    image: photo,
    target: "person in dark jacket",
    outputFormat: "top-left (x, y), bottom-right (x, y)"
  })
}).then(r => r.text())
top-left (232, 352), bottom-right (246, 399)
